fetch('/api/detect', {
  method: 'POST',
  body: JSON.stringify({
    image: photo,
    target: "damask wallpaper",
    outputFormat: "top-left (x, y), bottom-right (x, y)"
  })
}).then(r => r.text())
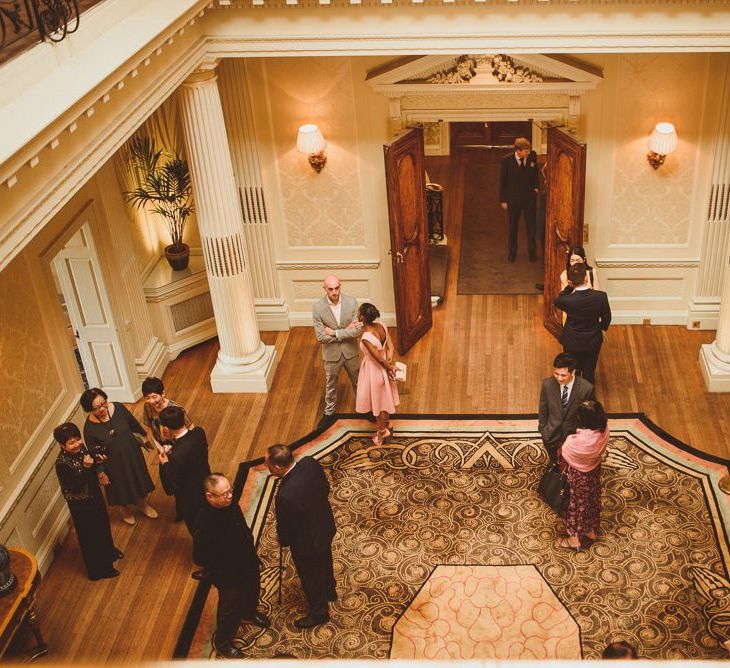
top-left (609, 54), bottom-right (709, 245)
top-left (0, 253), bottom-right (62, 469)
top-left (262, 57), bottom-right (366, 248)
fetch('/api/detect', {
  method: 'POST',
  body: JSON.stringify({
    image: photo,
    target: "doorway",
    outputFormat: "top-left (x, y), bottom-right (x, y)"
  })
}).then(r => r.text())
top-left (50, 218), bottom-right (135, 401)
top-left (439, 121), bottom-right (544, 295)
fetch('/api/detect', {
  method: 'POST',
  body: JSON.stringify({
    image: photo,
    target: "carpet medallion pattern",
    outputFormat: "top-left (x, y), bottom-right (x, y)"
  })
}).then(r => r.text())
top-left (187, 416), bottom-right (730, 660)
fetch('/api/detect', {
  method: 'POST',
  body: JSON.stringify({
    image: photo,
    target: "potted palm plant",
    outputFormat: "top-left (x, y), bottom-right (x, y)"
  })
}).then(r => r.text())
top-left (124, 134), bottom-right (195, 271)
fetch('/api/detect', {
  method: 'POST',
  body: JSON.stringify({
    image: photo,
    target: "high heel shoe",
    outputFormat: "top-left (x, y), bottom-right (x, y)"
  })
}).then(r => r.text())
top-left (372, 428), bottom-right (390, 445)
top-left (557, 537), bottom-right (581, 552)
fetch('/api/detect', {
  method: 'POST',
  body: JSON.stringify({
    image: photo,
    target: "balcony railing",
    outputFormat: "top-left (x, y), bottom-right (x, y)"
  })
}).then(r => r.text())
top-left (0, 0), bottom-right (102, 66)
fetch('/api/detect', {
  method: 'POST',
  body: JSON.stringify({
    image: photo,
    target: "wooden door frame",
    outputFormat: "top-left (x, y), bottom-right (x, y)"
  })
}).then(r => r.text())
top-left (403, 108), bottom-right (567, 154)
top-left (44, 200), bottom-right (137, 402)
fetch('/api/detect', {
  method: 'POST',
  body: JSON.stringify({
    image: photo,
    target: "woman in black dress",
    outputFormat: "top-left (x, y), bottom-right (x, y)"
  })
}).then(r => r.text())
top-left (81, 388), bottom-right (157, 526)
top-left (53, 423), bottom-right (122, 580)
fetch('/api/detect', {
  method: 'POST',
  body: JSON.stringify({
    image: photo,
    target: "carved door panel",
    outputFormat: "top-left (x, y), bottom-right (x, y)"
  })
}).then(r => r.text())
top-left (384, 128), bottom-right (432, 355)
top-left (543, 126), bottom-right (587, 339)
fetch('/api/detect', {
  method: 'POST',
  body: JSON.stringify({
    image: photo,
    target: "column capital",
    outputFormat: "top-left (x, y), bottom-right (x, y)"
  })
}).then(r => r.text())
top-left (183, 58), bottom-right (221, 86)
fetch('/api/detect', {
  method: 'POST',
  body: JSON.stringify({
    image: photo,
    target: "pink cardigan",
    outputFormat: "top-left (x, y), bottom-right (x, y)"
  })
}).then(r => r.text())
top-left (562, 427), bottom-right (609, 472)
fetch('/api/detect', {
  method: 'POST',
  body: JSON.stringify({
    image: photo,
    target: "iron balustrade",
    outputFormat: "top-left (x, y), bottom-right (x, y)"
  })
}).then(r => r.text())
top-left (0, 0), bottom-right (86, 63)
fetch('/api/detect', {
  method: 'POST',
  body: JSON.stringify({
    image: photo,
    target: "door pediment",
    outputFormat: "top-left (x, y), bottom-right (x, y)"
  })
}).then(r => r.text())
top-left (367, 54), bottom-right (602, 95)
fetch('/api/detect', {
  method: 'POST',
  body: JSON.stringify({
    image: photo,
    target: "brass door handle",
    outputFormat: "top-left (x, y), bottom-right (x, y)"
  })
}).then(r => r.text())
top-left (388, 249), bottom-right (405, 264)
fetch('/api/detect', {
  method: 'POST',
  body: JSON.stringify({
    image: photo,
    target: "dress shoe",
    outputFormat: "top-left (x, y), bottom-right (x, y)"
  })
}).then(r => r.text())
top-left (113, 548), bottom-right (124, 561)
top-left (294, 614), bottom-right (329, 629)
top-left (529, 250), bottom-right (538, 262)
top-left (242, 611), bottom-right (271, 628)
top-left (219, 645), bottom-right (246, 659)
top-left (317, 414), bottom-right (336, 430)
top-left (89, 568), bottom-right (119, 581)
top-left (121, 511), bottom-right (136, 525)
top-left (140, 504), bottom-right (158, 519)
top-left (191, 569), bottom-right (208, 581)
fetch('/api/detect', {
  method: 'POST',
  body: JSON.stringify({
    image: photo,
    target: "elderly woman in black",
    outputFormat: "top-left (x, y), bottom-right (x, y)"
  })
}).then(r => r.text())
top-left (81, 388), bottom-right (157, 525)
top-left (54, 423), bottom-right (122, 580)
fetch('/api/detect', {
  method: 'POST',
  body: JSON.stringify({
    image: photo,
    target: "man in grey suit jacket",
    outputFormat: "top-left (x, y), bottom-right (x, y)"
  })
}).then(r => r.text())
top-left (313, 275), bottom-right (361, 427)
top-left (538, 352), bottom-right (595, 462)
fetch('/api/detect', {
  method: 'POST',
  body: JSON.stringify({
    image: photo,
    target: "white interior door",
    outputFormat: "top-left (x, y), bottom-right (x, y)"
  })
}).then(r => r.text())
top-left (53, 222), bottom-right (135, 401)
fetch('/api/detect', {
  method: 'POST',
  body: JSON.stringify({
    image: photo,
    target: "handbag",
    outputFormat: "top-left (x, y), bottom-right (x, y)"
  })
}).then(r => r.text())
top-left (538, 462), bottom-right (569, 515)
top-left (394, 361), bottom-right (407, 382)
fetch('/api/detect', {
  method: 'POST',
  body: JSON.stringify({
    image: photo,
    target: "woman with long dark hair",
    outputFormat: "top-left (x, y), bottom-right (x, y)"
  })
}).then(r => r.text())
top-left (557, 400), bottom-right (609, 551)
top-left (559, 246), bottom-right (600, 290)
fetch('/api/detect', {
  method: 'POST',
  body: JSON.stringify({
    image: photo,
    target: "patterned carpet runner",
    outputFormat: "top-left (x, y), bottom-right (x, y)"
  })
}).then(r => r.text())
top-left (186, 415), bottom-right (730, 660)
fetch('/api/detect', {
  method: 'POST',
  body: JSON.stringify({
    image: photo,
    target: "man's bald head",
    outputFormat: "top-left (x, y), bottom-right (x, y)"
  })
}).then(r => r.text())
top-left (323, 275), bottom-right (342, 304)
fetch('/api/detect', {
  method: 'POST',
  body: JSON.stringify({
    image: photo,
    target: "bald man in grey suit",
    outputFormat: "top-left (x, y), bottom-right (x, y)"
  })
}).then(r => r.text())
top-left (313, 275), bottom-right (361, 428)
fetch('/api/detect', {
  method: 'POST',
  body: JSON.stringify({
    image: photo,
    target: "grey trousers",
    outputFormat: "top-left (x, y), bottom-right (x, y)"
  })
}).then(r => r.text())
top-left (323, 354), bottom-right (359, 415)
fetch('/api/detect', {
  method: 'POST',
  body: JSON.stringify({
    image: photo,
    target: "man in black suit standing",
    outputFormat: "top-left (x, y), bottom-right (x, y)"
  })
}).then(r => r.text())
top-left (193, 474), bottom-right (270, 659)
top-left (538, 353), bottom-right (595, 462)
top-left (158, 405), bottom-right (211, 537)
top-left (554, 262), bottom-right (612, 384)
top-left (265, 444), bottom-right (336, 629)
top-left (499, 137), bottom-right (540, 263)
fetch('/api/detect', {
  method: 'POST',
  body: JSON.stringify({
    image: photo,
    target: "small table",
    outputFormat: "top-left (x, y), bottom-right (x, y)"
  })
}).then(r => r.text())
top-left (0, 547), bottom-right (47, 662)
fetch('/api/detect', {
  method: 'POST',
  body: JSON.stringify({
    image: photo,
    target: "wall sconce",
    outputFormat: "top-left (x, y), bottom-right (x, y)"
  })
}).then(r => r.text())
top-left (297, 124), bottom-right (327, 173)
top-left (647, 122), bottom-right (678, 169)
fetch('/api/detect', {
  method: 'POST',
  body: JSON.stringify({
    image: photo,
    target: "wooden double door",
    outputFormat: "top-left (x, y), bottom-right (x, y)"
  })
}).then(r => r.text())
top-left (382, 125), bottom-right (587, 353)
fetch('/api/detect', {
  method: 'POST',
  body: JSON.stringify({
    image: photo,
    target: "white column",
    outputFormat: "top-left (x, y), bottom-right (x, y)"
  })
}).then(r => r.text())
top-left (701, 254), bottom-right (730, 391)
top-left (217, 60), bottom-right (289, 331)
top-left (178, 60), bottom-right (276, 393)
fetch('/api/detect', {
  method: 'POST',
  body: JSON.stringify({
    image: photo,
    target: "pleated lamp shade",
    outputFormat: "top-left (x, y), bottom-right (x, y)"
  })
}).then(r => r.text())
top-left (297, 124), bottom-right (326, 154)
top-left (647, 122), bottom-right (678, 155)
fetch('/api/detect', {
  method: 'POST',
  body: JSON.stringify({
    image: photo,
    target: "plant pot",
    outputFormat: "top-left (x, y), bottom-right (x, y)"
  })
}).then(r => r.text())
top-left (164, 243), bottom-right (190, 271)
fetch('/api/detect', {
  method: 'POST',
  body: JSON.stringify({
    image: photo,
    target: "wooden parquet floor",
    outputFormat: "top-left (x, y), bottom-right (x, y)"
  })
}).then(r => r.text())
top-left (30, 151), bottom-right (730, 663)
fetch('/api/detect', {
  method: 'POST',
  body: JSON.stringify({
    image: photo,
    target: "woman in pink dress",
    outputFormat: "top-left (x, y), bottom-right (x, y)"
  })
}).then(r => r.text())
top-left (355, 303), bottom-right (399, 445)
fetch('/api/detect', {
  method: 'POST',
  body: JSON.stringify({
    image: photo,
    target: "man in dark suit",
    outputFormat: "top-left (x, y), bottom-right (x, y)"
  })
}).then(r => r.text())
top-left (554, 262), bottom-right (612, 385)
top-left (499, 137), bottom-right (540, 262)
top-left (538, 352), bottom-right (595, 462)
top-left (265, 444), bottom-right (336, 629)
top-left (193, 474), bottom-right (270, 659)
top-left (158, 405), bottom-right (211, 537)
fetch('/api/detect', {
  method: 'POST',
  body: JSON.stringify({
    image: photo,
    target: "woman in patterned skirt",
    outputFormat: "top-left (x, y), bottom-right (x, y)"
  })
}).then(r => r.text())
top-left (557, 400), bottom-right (609, 551)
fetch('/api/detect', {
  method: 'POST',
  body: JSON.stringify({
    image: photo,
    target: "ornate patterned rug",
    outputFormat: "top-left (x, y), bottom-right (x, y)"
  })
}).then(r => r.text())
top-left (183, 415), bottom-right (730, 660)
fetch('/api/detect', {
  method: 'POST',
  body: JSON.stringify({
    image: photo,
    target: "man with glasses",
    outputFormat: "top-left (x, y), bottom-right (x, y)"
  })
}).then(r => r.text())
top-left (193, 474), bottom-right (270, 659)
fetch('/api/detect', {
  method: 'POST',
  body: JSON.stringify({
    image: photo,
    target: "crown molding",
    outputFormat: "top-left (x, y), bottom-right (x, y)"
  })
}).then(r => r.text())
top-left (596, 258), bottom-right (701, 268)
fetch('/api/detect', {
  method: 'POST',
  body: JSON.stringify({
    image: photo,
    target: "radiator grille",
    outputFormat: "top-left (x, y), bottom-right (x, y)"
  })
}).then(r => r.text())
top-left (170, 292), bottom-right (214, 332)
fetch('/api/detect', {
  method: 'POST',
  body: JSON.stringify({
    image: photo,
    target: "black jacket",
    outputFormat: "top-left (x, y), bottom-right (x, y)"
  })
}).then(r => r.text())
top-left (275, 456), bottom-right (336, 558)
top-left (193, 501), bottom-right (259, 587)
top-left (555, 287), bottom-right (612, 351)
top-left (160, 427), bottom-right (211, 524)
top-left (499, 150), bottom-right (539, 204)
